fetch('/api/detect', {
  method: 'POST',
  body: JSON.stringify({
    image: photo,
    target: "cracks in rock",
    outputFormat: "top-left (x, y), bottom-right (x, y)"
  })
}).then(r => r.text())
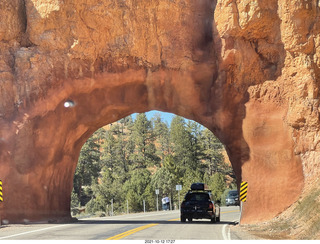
top-left (231, 0), bottom-right (241, 30)
top-left (19, 0), bottom-right (35, 48)
top-left (20, 0), bottom-right (27, 33)
top-left (154, 0), bottom-right (165, 68)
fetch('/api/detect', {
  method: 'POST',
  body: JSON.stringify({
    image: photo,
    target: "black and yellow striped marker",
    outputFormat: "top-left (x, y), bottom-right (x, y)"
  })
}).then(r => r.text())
top-left (240, 181), bottom-right (248, 202)
top-left (0, 180), bottom-right (3, 202)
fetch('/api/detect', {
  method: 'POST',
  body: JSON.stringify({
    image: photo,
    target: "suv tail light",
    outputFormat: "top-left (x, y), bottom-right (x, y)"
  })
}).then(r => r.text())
top-left (208, 202), bottom-right (213, 210)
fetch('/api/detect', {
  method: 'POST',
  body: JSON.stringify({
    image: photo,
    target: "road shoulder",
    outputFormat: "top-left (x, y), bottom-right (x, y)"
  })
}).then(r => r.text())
top-left (230, 224), bottom-right (266, 240)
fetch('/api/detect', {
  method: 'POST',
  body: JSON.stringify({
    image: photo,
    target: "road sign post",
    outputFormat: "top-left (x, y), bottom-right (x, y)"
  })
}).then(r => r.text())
top-left (127, 199), bottom-right (129, 214)
top-left (176, 185), bottom-right (182, 210)
top-left (111, 199), bottom-right (114, 216)
top-left (155, 189), bottom-right (159, 211)
top-left (239, 181), bottom-right (248, 224)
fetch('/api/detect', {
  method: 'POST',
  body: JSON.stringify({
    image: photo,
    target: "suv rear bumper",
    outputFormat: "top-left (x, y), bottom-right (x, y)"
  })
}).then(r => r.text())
top-left (181, 209), bottom-right (214, 219)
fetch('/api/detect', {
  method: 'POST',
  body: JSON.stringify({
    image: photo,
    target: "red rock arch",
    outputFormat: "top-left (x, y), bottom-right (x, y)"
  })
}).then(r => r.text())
top-left (1, 0), bottom-right (318, 224)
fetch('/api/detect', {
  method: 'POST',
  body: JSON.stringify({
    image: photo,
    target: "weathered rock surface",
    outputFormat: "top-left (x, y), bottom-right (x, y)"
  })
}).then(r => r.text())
top-left (0, 0), bottom-right (319, 224)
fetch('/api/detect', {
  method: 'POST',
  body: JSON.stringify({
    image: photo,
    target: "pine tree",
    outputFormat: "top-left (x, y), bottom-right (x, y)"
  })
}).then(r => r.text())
top-left (186, 120), bottom-right (204, 170)
top-left (73, 130), bottom-right (101, 205)
top-left (209, 172), bottom-right (226, 201)
top-left (123, 168), bottom-right (152, 212)
top-left (201, 128), bottom-right (225, 175)
top-left (170, 116), bottom-right (193, 171)
top-left (152, 113), bottom-right (170, 159)
top-left (131, 113), bottom-right (160, 169)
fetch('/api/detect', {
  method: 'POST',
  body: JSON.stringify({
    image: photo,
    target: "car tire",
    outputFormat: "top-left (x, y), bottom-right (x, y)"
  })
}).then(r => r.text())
top-left (181, 215), bottom-right (186, 222)
top-left (216, 215), bottom-right (220, 222)
top-left (188, 218), bottom-right (192, 222)
top-left (211, 215), bottom-right (216, 223)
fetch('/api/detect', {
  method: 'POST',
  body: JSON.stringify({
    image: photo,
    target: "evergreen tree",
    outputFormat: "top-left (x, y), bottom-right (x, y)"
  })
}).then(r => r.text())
top-left (73, 131), bottom-right (101, 205)
top-left (151, 167), bottom-right (172, 196)
top-left (208, 172), bottom-right (226, 202)
top-left (186, 120), bottom-right (204, 170)
top-left (100, 129), bottom-right (117, 170)
top-left (170, 116), bottom-right (193, 171)
top-left (152, 113), bottom-right (170, 159)
top-left (131, 113), bottom-right (160, 168)
top-left (123, 168), bottom-right (152, 212)
top-left (181, 168), bottom-right (203, 195)
top-left (87, 168), bottom-right (114, 214)
top-left (71, 189), bottom-right (80, 215)
top-left (201, 128), bottom-right (225, 175)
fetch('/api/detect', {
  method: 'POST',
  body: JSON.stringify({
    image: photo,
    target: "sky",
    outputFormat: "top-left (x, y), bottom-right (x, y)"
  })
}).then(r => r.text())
top-left (146, 110), bottom-right (176, 125)
top-left (131, 110), bottom-right (202, 129)
top-left (132, 110), bottom-right (176, 125)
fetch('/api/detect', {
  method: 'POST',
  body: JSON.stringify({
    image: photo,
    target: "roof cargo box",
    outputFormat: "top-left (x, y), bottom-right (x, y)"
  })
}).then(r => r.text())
top-left (190, 183), bottom-right (208, 191)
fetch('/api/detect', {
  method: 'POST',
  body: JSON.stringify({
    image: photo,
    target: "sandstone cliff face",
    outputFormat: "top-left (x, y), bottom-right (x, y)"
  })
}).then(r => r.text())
top-left (215, 0), bottom-right (320, 223)
top-left (0, 0), bottom-right (319, 225)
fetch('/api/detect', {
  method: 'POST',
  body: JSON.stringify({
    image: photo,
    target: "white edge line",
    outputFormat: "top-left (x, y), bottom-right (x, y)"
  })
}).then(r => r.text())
top-left (222, 218), bottom-right (239, 240)
top-left (0, 211), bottom-right (179, 240)
top-left (222, 224), bottom-right (230, 240)
top-left (0, 224), bottom-right (67, 240)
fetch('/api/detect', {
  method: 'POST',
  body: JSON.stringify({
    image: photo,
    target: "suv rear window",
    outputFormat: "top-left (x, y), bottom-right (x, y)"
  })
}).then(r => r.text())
top-left (185, 193), bottom-right (210, 201)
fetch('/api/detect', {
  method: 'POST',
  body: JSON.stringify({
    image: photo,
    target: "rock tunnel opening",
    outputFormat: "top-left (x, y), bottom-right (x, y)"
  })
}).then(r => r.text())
top-left (0, 0), bottom-right (313, 229)
top-left (71, 111), bottom-right (236, 217)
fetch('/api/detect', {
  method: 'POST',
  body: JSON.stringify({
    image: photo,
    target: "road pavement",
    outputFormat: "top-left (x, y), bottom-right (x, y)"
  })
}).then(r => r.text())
top-left (0, 206), bottom-right (252, 240)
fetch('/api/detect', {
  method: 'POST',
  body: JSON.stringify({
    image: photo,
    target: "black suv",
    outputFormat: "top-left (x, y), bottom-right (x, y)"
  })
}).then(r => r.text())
top-left (180, 183), bottom-right (220, 223)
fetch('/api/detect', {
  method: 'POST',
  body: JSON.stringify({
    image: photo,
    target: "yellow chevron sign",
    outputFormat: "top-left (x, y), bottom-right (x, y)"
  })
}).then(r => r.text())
top-left (240, 181), bottom-right (248, 202)
top-left (0, 180), bottom-right (3, 202)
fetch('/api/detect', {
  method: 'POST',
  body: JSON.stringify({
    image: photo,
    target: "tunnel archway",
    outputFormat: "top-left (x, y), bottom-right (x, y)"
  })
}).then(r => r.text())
top-left (71, 111), bottom-right (236, 217)
top-left (0, 0), bottom-right (315, 225)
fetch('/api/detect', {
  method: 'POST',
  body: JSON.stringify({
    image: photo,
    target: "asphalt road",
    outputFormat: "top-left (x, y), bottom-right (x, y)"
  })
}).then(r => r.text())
top-left (0, 206), bottom-right (245, 240)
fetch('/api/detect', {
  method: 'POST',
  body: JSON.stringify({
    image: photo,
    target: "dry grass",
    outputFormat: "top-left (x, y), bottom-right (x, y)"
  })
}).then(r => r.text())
top-left (293, 188), bottom-right (320, 239)
top-left (241, 188), bottom-right (320, 240)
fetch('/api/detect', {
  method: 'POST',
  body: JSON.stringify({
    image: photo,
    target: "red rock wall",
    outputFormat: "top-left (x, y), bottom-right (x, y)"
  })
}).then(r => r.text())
top-left (0, 0), bottom-right (319, 224)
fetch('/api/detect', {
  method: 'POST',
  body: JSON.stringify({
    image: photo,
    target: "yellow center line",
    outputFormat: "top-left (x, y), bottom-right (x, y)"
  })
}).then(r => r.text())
top-left (106, 210), bottom-right (240, 240)
top-left (168, 218), bottom-right (180, 221)
top-left (106, 223), bottom-right (159, 240)
top-left (221, 210), bottom-right (240, 214)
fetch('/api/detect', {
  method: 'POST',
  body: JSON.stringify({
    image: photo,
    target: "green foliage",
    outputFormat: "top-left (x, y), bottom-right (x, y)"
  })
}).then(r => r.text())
top-left (124, 168), bottom-right (152, 212)
top-left (151, 167), bottom-right (172, 196)
top-left (72, 113), bottom-right (235, 216)
top-left (181, 168), bottom-right (203, 195)
top-left (131, 113), bottom-right (160, 169)
top-left (208, 173), bottom-right (226, 201)
top-left (170, 116), bottom-right (193, 170)
top-left (152, 113), bottom-right (170, 158)
top-left (73, 130), bottom-right (101, 205)
top-left (201, 129), bottom-right (224, 174)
